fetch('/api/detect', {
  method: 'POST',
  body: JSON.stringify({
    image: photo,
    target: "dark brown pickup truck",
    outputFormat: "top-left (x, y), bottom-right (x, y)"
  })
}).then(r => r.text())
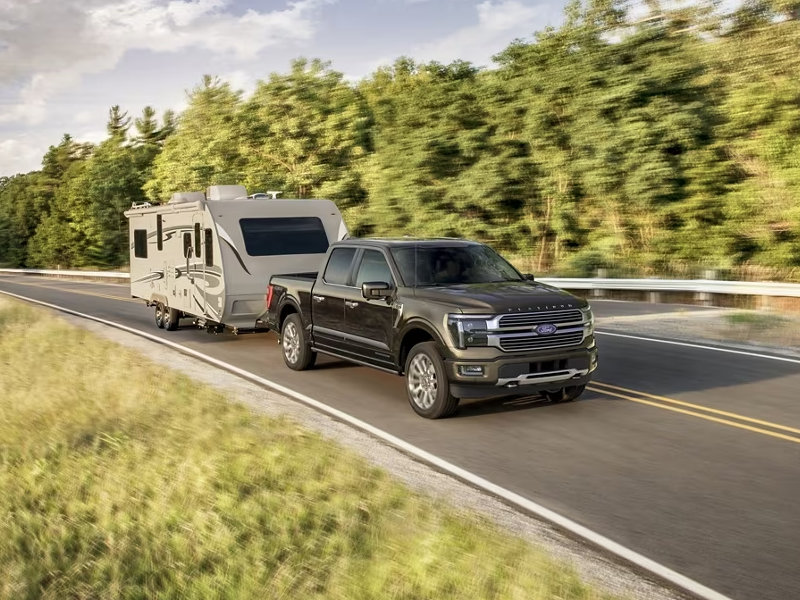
top-left (266, 238), bottom-right (598, 418)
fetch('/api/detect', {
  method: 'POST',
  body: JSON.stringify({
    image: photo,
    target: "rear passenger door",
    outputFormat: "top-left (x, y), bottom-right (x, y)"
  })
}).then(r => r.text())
top-left (341, 249), bottom-right (399, 369)
top-left (310, 247), bottom-right (357, 353)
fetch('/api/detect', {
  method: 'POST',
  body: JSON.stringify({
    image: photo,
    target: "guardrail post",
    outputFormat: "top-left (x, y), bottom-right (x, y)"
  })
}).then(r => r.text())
top-left (593, 269), bottom-right (607, 298)
top-left (696, 269), bottom-right (717, 306)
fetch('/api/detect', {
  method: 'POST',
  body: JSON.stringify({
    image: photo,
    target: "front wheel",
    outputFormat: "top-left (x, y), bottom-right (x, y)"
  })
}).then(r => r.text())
top-left (281, 313), bottom-right (316, 371)
top-left (543, 384), bottom-right (585, 403)
top-left (405, 342), bottom-right (459, 419)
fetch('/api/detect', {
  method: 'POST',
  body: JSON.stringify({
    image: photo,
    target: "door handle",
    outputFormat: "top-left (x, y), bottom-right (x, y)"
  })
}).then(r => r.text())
top-left (312, 295), bottom-right (325, 303)
top-left (345, 300), bottom-right (359, 309)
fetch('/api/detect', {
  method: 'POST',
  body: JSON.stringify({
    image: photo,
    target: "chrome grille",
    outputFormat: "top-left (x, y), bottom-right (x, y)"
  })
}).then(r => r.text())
top-left (498, 331), bottom-right (584, 352)
top-left (498, 309), bottom-right (583, 328)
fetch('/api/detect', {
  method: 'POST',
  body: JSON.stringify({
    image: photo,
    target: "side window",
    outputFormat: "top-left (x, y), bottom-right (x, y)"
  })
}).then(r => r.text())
top-left (133, 229), bottom-right (148, 259)
top-left (355, 250), bottom-right (394, 287)
top-left (194, 223), bottom-right (202, 258)
top-left (156, 215), bottom-right (163, 251)
top-left (204, 228), bottom-right (213, 267)
top-left (323, 247), bottom-right (357, 285)
top-left (183, 232), bottom-right (192, 258)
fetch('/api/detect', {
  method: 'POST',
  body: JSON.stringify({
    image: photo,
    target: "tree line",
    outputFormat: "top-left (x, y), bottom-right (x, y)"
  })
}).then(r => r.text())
top-left (1, 0), bottom-right (798, 279)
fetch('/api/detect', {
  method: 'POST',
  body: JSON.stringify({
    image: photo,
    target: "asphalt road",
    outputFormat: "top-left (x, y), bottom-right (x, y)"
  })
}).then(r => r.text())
top-left (2, 274), bottom-right (799, 600)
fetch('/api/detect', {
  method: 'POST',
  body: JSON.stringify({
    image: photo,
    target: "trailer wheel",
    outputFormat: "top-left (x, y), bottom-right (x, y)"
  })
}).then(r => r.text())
top-left (163, 305), bottom-right (180, 331)
top-left (154, 302), bottom-right (166, 329)
top-left (281, 313), bottom-right (316, 370)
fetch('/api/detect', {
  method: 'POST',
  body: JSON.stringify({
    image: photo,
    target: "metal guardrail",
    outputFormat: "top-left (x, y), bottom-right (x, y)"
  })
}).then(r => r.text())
top-left (0, 268), bottom-right (129, 279)
top-left (2, 268), bottom-right (799, 297)
top-left (538, 277), bottom-right (800, 298)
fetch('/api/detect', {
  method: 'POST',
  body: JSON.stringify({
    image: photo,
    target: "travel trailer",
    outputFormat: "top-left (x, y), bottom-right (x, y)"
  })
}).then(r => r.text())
top-left (124, 185), bottom-right (348, 333)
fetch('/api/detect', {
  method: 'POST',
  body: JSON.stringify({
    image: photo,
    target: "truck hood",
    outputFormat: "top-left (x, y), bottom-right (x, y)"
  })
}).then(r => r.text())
top-left (412, 281), bottom-right (586, 313)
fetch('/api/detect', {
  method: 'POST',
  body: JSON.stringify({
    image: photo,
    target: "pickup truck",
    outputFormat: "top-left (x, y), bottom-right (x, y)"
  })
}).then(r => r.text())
top-left (265, 238), bottom-right (598, 418)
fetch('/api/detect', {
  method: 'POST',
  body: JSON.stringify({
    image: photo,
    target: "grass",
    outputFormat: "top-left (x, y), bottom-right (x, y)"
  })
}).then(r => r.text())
top-left (724, 312), bottom-right (781, 327)
top-left (0, 297), bottom-right (617, 600)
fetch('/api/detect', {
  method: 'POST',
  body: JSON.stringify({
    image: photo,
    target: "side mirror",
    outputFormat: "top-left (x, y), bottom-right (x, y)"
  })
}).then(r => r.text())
top-left (523, 273), bottom-right (535, 281)
top-left (362, 281), bottom-right (393, 300)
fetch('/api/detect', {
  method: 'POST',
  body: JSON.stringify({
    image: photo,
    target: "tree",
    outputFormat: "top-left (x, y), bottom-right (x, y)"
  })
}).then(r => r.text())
top-left (239, 58), bottom-right (369, 202)
top-left (106, 105), bottom-right (131, 141)
top-left (145, 76), bottom-right (244, 202)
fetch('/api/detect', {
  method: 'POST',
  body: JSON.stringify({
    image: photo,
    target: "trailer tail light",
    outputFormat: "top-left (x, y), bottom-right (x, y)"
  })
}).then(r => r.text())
top-left (266, 284), bottom-right (274, 309)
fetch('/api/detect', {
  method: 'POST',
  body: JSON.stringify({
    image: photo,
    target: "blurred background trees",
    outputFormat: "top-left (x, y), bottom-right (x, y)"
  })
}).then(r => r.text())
top-left (0, 0), bottom-right (798, 279)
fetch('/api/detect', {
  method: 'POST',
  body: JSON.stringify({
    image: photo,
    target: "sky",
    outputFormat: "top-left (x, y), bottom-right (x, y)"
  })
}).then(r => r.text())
top-left (0, 0), bottom-right (568, 177)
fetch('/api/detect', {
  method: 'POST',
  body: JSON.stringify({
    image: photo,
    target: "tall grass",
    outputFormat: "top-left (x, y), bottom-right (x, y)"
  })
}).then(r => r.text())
top-left (0, 298), bottom-right (616, 600)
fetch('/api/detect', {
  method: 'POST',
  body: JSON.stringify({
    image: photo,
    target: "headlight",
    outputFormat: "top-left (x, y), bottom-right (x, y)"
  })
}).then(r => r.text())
top-left (580, 307), bottom-right (595, 335)
top-left (446, 314), bottom-right (492, 349)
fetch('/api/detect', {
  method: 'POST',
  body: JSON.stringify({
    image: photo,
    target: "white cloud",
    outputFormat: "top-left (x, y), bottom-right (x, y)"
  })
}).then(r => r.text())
top-left (374, 0), bottom-right (552, 69)
top-left (77, 129), bottom-right (108, 145)
top-left (0, 138), bottom-right (45, 177)
top-left (221, 69), bottom-right (257, 96)
top-left (0, 0), bottom-right (330, 124)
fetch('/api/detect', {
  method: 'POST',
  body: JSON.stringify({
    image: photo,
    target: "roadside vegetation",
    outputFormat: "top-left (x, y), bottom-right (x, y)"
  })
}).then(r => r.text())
top-left (0, 297), bottom-right (617, 600)
top-left (1, 0), bottom-right (799, 280)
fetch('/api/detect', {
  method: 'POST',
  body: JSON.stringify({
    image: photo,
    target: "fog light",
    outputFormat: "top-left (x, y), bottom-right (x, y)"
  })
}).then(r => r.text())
top-left (458, 365), bottom-right (485, 377)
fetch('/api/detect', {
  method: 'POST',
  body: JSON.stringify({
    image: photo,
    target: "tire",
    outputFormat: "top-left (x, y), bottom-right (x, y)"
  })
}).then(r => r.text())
top-left (543, 384), bottom-right (585, 403)
top-left (163, 305), bottom-right (180, 331)
top-left (154, 302), bottom-right (165, 329)
top-left (405, 342), bottom-right (459, 419)
top-left (281, 313), bottom-right (316, 371)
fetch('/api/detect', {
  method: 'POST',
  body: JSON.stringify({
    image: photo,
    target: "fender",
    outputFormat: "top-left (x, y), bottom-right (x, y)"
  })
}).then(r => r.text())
top-left (395, 317), bottom-right (449, 363)
top-left (277, 295), bottom-right (306, 330)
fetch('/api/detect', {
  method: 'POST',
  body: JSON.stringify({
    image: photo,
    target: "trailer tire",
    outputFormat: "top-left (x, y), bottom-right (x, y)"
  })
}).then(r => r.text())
top-left (281, 313), bottom-right (316, 370)
top-left (163, 305), bottom-right (180, 331)
top-left (154, 302), bottom-right (167, 329)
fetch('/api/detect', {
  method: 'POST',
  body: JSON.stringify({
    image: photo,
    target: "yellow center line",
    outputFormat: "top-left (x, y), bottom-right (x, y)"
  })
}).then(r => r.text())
top-left (591, 381), bottom-right (800, 436)
top-left (587, 385), bottom-right (800, 445)
top-left (1, 278), bottom-right (141, 304)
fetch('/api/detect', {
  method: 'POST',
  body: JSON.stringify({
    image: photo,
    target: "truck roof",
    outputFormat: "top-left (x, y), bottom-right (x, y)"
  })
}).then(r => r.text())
top-left (334, 237), bottom-right (482, 248)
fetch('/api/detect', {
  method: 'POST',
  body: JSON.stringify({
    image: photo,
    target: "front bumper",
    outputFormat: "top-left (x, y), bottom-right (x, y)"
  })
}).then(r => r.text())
top-left (444, 344), bottom-right (598, 399)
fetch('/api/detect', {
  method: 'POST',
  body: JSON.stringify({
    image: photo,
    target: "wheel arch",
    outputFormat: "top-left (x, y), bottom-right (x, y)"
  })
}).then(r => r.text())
top-left (278, 299), bottom-right (302, 330)
top-left (397, 320), bottom-right (447, 373)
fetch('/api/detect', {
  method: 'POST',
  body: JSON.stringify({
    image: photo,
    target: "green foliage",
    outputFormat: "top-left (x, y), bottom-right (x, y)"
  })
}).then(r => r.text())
top-left (144, 76), bottom-right (245, 202)
top-left (0, 299), bottom-right (617, 600)
top-left (1, 0), bottom-right (799, 278)
top-left (240, 58), bottom-right (369, 203)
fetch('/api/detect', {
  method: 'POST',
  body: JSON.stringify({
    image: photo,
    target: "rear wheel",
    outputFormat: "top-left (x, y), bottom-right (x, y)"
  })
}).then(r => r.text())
top-left (154, 302), bottom-right (165, 329)
top-left (405, 342), bottom-right (459, 419)
top-left (543, 384), bottom-right (585, 403)
top-left (163, 305), bottom-right (180, 331)
top-left (281, 313), bottom-right (316, 370)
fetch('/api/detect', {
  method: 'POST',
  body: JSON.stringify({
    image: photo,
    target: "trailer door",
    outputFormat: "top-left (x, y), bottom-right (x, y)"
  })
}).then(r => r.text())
top-left (191, 214), bottom-right (207, 317)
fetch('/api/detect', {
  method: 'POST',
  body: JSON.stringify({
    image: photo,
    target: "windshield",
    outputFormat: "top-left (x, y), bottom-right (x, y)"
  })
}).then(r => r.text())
top-left (391, 245), bottom-right (523, 287)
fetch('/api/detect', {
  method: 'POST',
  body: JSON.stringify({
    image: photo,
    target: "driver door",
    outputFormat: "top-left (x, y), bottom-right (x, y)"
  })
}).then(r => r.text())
top-left (341, 249), bottom-right (399, 369)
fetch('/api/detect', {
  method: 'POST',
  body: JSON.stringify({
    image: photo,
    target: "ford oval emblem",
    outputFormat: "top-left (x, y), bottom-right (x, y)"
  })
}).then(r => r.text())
top-left (536, 323), bottom-right (557, 335)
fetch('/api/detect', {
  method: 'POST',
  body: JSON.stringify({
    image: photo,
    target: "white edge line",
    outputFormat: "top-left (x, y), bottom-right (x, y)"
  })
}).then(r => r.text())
top-left (0, 289), bottom-right (734, 600)
top-left (597, 331), bottom-right (800, 365)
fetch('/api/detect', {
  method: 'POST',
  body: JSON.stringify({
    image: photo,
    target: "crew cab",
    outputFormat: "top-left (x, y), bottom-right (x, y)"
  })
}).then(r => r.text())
top-left (266, 239), bottom-right (598, 418)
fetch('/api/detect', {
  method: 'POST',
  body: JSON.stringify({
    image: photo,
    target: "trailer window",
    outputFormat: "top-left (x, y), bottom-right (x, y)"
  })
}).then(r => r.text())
top-left (239, 217), bottom-right (329, 256)
top-left (156, 215), bottom-right (163, 251)
top-left (204, 228), bottom-right (213, 267)
top-left (183, 232), bottom-right (192, 258)
top-left (134, 229), bottom-right (148, 258)
top-left (194, 223), bottom-right (202, 258)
